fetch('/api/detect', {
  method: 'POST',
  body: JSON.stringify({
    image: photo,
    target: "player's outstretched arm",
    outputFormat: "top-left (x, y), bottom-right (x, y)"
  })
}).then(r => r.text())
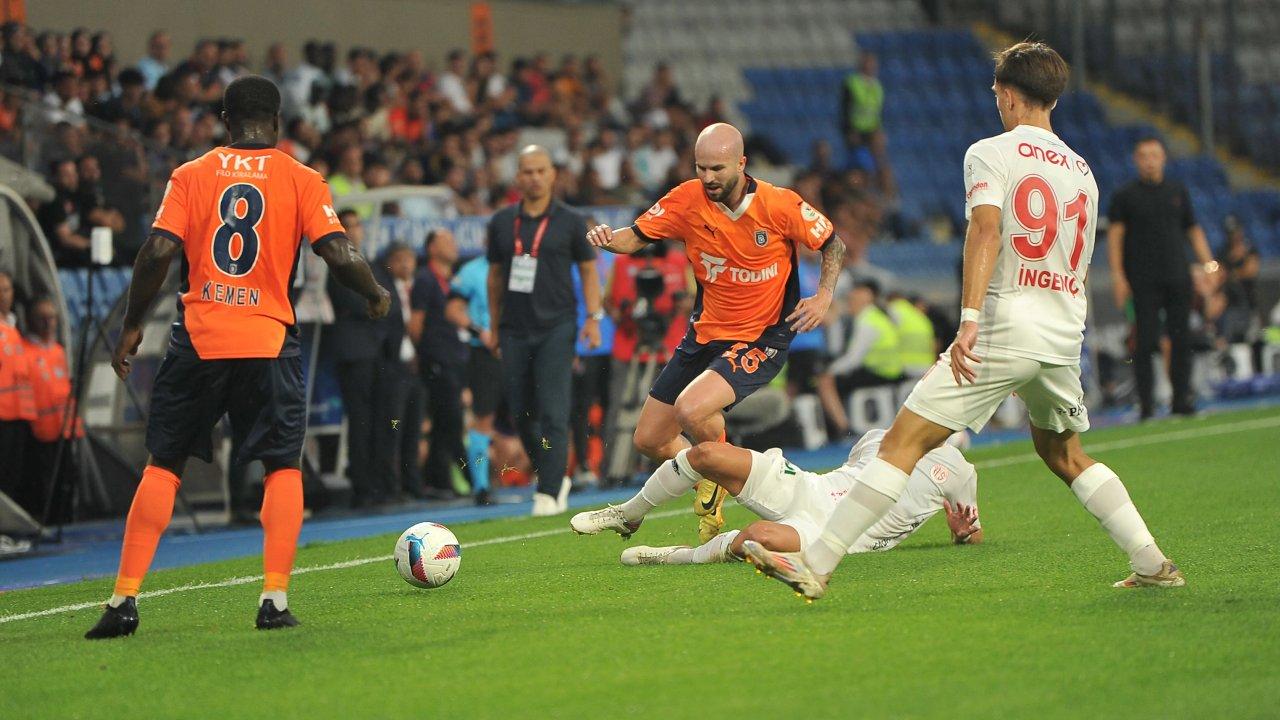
top-left (585, 224), bottom-right (646, 255)
top-left (316, 236), bottom-right (390, 319)
top-left (113, 233), bottom-right (183, 379)
top-left (943, 500), bottom-right (982, 544)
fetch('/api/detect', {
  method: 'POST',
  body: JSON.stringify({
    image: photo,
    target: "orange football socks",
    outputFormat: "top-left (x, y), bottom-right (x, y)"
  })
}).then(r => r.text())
top-left (260, 468), bottom-right (303, 595)
top-left (112, 465), bottom-right (181, 599)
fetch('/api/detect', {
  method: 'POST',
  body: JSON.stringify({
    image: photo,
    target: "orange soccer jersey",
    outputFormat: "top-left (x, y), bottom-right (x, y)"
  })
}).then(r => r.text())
top-left (152, 144), bottom-right (345, 359)
top-left (632, 176), bottom-right (834, 348)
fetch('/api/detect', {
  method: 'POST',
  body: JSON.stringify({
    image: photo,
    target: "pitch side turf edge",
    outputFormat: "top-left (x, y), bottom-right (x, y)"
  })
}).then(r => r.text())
top-left (2, 412), bottom-right (1277, 627)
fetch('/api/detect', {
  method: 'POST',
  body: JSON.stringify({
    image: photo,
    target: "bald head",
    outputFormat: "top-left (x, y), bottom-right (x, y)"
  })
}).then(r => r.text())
top-left (695, 123), bottom-right (744, 160)
top-left (693, 123), bottom-right (747, 205)
top-left (518, 144), bottom-right (553, 164)
top-left (517, 144), bottom-right (556, 201)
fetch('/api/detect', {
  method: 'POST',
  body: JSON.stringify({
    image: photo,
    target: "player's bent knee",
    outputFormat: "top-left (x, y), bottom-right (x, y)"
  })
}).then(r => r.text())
top-left (673, 397), bottom-right (712, 434)
top-left (632, 427), bottom-right (671, 459)
top-left (684, 442), bottom-right (718, 471)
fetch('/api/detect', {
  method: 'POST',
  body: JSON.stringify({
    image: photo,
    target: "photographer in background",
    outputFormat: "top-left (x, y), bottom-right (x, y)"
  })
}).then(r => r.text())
top-left (603, 243), bottom-right (691, 482)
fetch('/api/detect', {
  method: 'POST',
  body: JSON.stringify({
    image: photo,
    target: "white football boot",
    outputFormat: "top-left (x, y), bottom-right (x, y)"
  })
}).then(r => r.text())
top-left (620, 545), bottom-right (692, 566)
top-left (1113, 560), bottom-right (1186, 588)
top-left (569, 505), bottom-right (642, 538)
top-left (741, 540), bottom-right (829, 602)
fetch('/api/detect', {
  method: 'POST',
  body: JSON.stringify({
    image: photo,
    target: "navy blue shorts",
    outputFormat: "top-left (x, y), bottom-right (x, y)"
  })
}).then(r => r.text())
top-left (648, 337), bottom-right (788, 410)
top-left (145, 353), bottom-right (306, 465)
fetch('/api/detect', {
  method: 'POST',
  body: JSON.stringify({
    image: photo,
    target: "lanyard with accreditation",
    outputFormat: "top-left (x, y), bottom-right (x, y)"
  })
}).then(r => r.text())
top-left (508, 213), bottom-right (550, 293)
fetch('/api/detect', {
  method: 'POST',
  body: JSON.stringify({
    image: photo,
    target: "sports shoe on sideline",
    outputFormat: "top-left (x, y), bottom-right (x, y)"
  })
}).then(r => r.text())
top-left (693, 479), bottom-right (727, 544)
top-left (741, 540), bottom-right (829, 601)
top-left (531, 492), bottom-right (562, 517)
top-left (84, 597), bottom-right (139, 640)
top-left (1114, 560), bottom-right (1186, 588)
top-left (620, 545), bottom-right (691, 566)
top-left (569, 505), bottom-right (642, 538)
top-left (255, 599), bottom-right (300, 630)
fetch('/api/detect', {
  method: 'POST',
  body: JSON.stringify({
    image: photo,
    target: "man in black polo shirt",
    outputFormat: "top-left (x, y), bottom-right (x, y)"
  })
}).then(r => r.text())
top-left (1108, 136), bottom-right (1219, 418)
top-left (486, 145), bottom-right (603, 516)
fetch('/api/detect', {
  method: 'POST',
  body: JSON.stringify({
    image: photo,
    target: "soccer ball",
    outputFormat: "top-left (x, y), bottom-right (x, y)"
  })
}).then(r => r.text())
top-left (394, 522), bottom-right (461, 588)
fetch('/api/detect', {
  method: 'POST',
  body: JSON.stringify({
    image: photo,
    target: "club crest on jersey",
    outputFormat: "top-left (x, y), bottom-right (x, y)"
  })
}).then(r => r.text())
top-left (754, 229), bottom-right (768, 246)
top-left (930, 465), bottom-right (949, 485)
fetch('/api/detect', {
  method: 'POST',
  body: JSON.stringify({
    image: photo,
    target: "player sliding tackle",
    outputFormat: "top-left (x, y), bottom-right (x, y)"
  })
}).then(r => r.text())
top-left (744, 41), bottom-right (1185, 600)
top-left (584, 430), bottom-right (982, 567)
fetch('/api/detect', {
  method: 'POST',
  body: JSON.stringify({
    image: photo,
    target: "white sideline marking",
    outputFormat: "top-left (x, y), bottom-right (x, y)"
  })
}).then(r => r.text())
top-left (0, 509), bottom-right (685, 626)
top-left (973, 414), bottom-right (1280, 469)
top-left (3, 413), bottom-right (1277, 626)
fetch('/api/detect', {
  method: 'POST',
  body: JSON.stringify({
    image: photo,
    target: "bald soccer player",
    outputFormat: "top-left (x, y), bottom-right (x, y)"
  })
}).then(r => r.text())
top-left (572, 123), bottom-right (845, 542)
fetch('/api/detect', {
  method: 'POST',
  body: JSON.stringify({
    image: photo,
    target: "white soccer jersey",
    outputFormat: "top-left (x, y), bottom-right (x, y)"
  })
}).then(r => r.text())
top-left (741, 430), bottom-right (979, 552)
top-left (963, 124), bottom-right (1100, 365)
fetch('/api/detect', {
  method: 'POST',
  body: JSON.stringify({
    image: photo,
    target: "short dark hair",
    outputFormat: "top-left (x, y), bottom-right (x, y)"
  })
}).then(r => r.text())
top-left (222, 75), bottom-right (281, 126)
top-left (385, 241), bottom-right (415, 259)
top-left (993, 41), bottom-right (1069, 108)
top-left (1133, 134), bottom-right (1166, 151)
top-left (855, 278), bottom-right (881, 297)
top-left (118, 67), bottom-right (144, 87)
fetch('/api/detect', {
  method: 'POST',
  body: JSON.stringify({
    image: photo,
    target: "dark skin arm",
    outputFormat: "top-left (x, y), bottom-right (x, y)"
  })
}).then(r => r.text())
top-left (113, 233), bottom-right (183, 379)
top-left (315, 236), bottom-right (392, 318)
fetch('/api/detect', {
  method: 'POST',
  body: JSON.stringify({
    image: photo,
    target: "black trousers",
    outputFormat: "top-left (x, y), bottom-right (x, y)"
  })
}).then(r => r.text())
top-left (423, 362), bottom-right (467, 493)
top-left (1131, 278), bottom-right (1194, 412)
top-left (375, 360), bottom-right (425, 497)
top-left (0, 420), bottom-right (28, 509)
top-left (571, 355), bottom-right (611, 475)
top-left (500, 322), bottom-right (576, 496)
top-left (335, 358), bottom-right (380, 503)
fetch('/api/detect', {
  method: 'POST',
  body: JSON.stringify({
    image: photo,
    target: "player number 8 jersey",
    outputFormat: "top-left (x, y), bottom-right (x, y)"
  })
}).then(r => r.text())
top-left (152, 146), bottom-right (346, 360)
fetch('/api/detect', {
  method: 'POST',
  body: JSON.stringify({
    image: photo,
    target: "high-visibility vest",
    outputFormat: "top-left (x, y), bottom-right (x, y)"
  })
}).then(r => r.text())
top-left (859, 306), bottom-right (902, 379)
top-left (845, 73), bottom-right (885, 134)
top-left (889, 298), bottom-right (936, 371)
top-left (24, 338), bottom-right (82, 442)
top-left (0, 322), bottom-right (36, 422)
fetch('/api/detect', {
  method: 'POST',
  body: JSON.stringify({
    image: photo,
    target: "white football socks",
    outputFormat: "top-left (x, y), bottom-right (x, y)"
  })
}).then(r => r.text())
top-left (108, 594), bottom-right (131, 608)
top-left (260, 590), bottom-right (288, 611)
top-left (803, 458), bottom-right (908, 576)
top-left (694, 530), bottom-right (740, 563)
top-left (1070, 463), bottom-right (1166, 576)
top-left (619, 449), bottom-right (704, 522)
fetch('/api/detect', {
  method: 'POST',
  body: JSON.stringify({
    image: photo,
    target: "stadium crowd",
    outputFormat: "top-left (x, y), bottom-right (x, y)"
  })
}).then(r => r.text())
top-left (0, 22), bottom-right (1273, 519)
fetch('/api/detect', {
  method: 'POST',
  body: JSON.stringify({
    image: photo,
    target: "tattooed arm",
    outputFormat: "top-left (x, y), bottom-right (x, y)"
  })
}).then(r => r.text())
top-left (786, 234), bottom-right (845, 333)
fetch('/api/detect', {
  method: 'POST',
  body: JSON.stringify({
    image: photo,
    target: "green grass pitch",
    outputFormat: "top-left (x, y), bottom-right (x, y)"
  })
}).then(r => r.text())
top-left (2, 407), bottom-right (1279, 719)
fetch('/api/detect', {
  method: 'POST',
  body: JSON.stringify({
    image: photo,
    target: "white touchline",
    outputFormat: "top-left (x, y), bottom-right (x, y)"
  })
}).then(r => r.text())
top-left (0, 509), bottom-right (685, 626)
top-left (2, 413), bottom-right (1277, 626)
top-left (972, 414), bottom-right (1280, 469)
